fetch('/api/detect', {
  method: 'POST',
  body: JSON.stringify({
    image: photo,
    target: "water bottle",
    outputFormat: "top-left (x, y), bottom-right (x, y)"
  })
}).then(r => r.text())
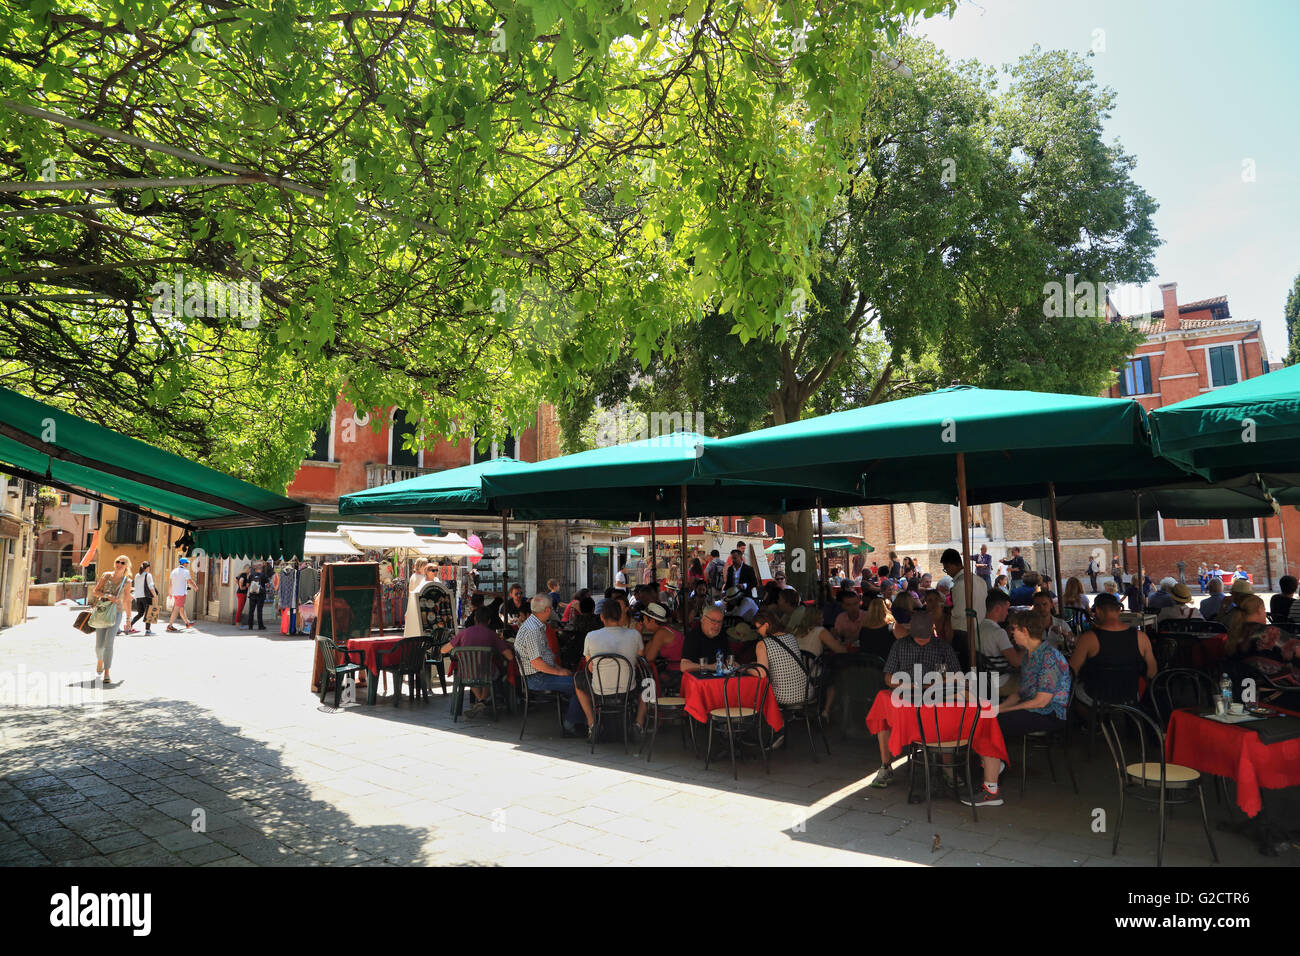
top-left (715, 650), bottom-right (724, 676)
top-left (1220, 673), bottom-right (1233, 706)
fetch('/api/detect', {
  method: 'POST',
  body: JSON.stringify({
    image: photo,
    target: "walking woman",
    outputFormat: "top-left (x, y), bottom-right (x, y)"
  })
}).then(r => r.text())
top-left (128, 561), bottom-right (159, 635)
top-left (91, 555), bottom-right (134, 685)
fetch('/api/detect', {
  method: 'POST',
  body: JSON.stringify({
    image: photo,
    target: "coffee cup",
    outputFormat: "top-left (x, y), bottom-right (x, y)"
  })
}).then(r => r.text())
top-left (1228, 702), bottom-right (1245, 716)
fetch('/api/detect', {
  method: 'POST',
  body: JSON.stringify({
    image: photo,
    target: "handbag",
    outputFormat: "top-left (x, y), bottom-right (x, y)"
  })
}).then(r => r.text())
top-left (73, 610), bottom-right (95, 634)
top-left (144, 604), bottom-right (160, 624)
top-left (88, 574), bottom-right (127, 629)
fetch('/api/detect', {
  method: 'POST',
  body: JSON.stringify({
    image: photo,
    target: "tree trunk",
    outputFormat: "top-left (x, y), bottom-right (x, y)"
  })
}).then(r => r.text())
top-left (783, 509), bottom-right (819, 602)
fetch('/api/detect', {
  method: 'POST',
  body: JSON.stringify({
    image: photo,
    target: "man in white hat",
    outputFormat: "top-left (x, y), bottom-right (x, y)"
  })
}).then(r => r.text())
top-left (719, 585), bottom-right (759, 623)
top-left (1215, 578), bottom-right (1255, 628)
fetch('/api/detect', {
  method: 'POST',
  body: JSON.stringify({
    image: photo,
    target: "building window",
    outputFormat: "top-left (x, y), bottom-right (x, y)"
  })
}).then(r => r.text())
top-left (390, 409), bottom-right (420, 467)
top-left (1225, 517), bottom-right (1255, 540)
top-left (1119, 356), bottom-right (1152, 397)
top-left (1208, 346), bottom-right (1238, 388)
top-left (471, 428), bottom-right (516, 464)
top-left (1175, 518), bottom-right (1208, 527)
top-left (308, 422), bottom-right (331, 462)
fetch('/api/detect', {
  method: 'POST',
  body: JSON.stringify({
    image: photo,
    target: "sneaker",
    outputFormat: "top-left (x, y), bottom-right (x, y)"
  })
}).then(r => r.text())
top-left (870, 764), bottom-right (895, 788)
top-left (166, 625), bottom-right (181, 632)
top-left (144, 629), bottom-right (153, 635)
top-left (961, 785), bottom-right (1004, 807)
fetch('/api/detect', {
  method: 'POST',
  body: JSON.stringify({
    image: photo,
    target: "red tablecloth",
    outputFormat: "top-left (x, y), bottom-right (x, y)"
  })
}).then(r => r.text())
top-left (346, 635), bottom-right (406, 674)
top-left (865, 689), bottom-right (1009, 763)
top-left (1166, 706), bottom-right (1300, 818)
top-left (682, 672), bottom-right (783, 732)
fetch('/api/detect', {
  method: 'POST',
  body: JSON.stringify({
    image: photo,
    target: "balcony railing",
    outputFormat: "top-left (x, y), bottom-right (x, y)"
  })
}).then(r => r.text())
top-left (105, 519), bottom-right (151, 545)
top-left (366, 463), bottom-right (436, 489)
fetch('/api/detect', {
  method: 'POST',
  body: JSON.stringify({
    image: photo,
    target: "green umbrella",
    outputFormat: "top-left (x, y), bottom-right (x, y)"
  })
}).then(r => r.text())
top-left (1018, 474), bottom-right (1275, 521)
top-left (1149, 364), bottom-right (1300, 502)
top-left (698, 385), bottom-right (1188, 504)
top-left (339, 456), bottom-right (529, 516)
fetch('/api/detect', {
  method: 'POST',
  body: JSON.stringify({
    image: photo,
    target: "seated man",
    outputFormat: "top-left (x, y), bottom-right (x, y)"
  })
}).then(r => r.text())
top-left (1069, 592), bottom-right (1156, 706)
top-left (1146, 577), bottom-right (1178, 611)
top-left (680, 606), bottom-right (729, 674)
top-left (1008, 571), bottom-right (1038, 606)
top-left (870, 611), bottom-right (960, 789)
top-left (1199, 576), bottom-right (1226, 619)
top-left (582, 601), bottom-right (649, 732)
top-left (1030, 591), bottom-right (1072, 649)
top-left (832, 589), bottom-right (867, 649)
top-left (514, 594), bottom-right (594, 737)
top-left (720, 586), bottom-right (759, 623)
top-left (441, 606), bottom-right (515, 718)
top-left (978, 591), bottom-right (1021, 700)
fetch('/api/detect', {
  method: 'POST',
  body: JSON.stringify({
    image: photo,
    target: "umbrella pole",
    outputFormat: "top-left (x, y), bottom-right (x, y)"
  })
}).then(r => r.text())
top-left (1278, 502), bottom-right (1290, 578)
top-left (1048, 482), bottom-right (1064, 610)
top-left (956, 453), bottom-right (975, 669)
top-left (502, 509), bottom-right (509, 603)
top-left (680, 486), bottom-right (688, 630)
top-left (816, 497), bottom-right (827, 606)
top-left (1133, 493), bottom-right (1143, 612)
top-left (650, 515), bottom-right (657, 585)
top-left (1263, 520), bottom-right (1273, 591)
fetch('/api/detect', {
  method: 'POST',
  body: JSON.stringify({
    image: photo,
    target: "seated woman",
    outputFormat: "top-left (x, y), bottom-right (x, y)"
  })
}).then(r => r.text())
top-left (1062, 577), bottom-right (1090, 612)
top-left (858, 597), bottom-right (897, 660)
top-left (753, 608), bottom-right (810, 717)
top-left (641, 602), bottom-right (686, 694)
top-left (992, 573), bottom-right (1010, 595)
top-left (1226, 594), bottom-right (1299, 686)
top-left (963, 611), bottom-right (1072, 807)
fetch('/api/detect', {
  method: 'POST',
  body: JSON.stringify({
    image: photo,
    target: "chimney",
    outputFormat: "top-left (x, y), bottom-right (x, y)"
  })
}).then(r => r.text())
top-left (1159, 282), bottom-right (1180, 332)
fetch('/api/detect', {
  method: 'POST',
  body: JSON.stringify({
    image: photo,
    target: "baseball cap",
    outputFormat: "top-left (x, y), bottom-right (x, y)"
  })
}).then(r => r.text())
top-left (179, 557), bottom-right (189, 565)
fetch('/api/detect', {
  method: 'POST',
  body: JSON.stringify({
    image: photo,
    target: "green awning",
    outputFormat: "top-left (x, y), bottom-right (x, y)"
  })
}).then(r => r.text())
top-left (766, 537), bottom-right (872, 553)
top-left (698, 385), bottom-right (1191, 504)
top-left (1017, 474), bottom-right (1275, 521)
top-left (0, 384), bottom-right (307, 558)
top-left (1150, 365), bottom-right (1300, 491)
top-left (339, 457), bottom-right (529, 516)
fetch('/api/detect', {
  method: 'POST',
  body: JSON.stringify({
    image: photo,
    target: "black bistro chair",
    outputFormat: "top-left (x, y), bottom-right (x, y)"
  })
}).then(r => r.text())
top-left (516, 655), bottom-right (566, 740)
top-left (449, 646), bottom-right (501, 722)
top-left (774, 651), bottom-right (832, 762)
top-left (1097, 703), bottom-right (1218, 867)
top-left (1020, 679), bottom-right (1079, 795)
top-left (910, 697), bottom-right (982, 823)
top-left (1149, 668), bottom-right (1216, 727)
top-left (704, 662), bottom-right (771, 780)
top-left (641, 659), bottom-right (692, 762)
top-left (586, 653), bottom-right (637, 754)
top-left (317, 636), bottom-right (364, 708)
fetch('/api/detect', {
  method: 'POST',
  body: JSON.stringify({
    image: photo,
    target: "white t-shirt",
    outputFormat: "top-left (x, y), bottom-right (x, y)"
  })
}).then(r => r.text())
top-left (170, 566), bottom-right (192, 597)
top-left (614, 569), bottom-right (627, 589)
top-left (978, 618), bottom-right (1015, 688)
top-left (133, 571), bottom-right (155, 599)
top-left (583, 625), bottom-right (643, 692)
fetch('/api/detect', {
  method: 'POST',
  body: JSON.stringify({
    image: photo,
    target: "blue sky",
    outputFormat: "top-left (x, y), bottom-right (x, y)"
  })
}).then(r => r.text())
top-left (918, 0), bottom-right (1300, 360)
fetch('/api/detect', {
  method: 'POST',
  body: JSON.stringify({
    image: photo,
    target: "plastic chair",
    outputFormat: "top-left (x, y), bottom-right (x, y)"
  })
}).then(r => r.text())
top-left (316, 636), bottom-right (363, 708)
top-left (449, 646), bottom-right (500, 722)
top-left (704, 663), bottom-right (770, 781)
top-left (1097, 703), bottom-right (1218, 867)
top-left (380, 638), bottom-right (429, 705)
top-left (587, 653), bottom-right (637, 754)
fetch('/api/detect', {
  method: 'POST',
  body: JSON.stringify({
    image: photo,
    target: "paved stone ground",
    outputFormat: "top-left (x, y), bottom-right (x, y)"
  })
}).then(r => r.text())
top-left (1, 605), bottom-right (1296, 867)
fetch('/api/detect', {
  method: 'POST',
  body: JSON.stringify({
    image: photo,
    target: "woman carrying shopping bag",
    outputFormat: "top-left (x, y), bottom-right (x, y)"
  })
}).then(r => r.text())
top-left (90, 555), bottom-right (134, 685)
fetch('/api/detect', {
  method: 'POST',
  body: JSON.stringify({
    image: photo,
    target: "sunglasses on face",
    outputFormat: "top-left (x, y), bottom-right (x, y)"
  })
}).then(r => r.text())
top-left (115, 560), bottom-right (126, 565)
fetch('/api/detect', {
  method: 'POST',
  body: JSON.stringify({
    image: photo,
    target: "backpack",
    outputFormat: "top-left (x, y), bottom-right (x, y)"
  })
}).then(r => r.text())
top-left (248, 576), bottom-right (262, 596)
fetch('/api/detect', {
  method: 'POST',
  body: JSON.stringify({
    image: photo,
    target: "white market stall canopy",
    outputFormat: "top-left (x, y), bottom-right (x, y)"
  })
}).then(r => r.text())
top-left (303, 531), bottom-right (361, 556)
top-left (336, 524), bottom-right (432, 554)
top-left (419, 532), bottom-right (480, 558)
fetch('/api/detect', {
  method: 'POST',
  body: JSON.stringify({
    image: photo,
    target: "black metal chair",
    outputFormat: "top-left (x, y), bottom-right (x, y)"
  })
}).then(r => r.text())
top-left (1020, 678), bottom-right (1079, 795)
top-left (911, 697), bottom-right (981, 822)
top-left (704, 662), bottom-right (770, 780)
top-left (449, 646), bottom-right (500, 722)
top-left (775, 651), bottom-right (831, 762)
top-left (380, 638), bottom-right (430, 705)
top-left (1149, 668), bottom-right (1216, 727)
top-left (1154, 636), bottom-right (1181, 672)
top-left (587, 653), bottom-right (637, 754)
top-left (640, 659), bottom-right (692, 763)
top-left (316, 636), bottom-right (364, 708)
top-left (516, 654), bottom-right (566, 740)
top-left (1097, 703), bottom-right (1218, 867)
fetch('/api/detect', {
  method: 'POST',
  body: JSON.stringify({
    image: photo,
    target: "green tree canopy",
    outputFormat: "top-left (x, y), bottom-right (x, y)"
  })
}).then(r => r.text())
top-left (1285, 268), bottom-right (1300, 367)
top-left (0, 0), bottom-right (947, 489)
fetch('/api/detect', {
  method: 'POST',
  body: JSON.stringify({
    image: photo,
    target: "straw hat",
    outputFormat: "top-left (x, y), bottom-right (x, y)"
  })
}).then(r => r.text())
top-left (1171, 583), bottom-right (1193, 604)
top-left (642, 602), bottom-right (669, 623)
top-left (1229, 579), bottom-right (1254, 596)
